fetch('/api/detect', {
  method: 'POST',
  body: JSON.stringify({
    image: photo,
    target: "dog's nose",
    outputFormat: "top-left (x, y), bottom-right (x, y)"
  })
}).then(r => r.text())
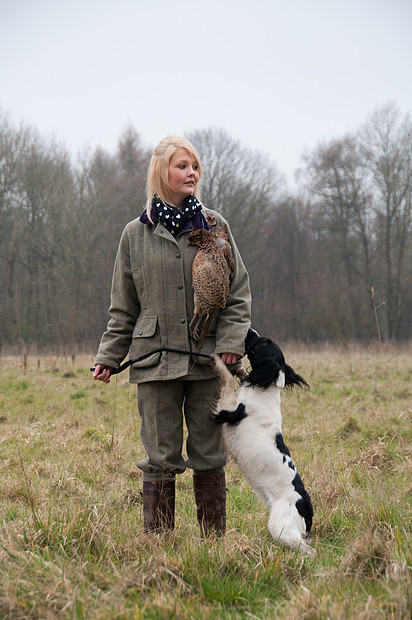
top-left (245, 327), bottom-right (261, 354)
top-left (247, 327), bottom-right (260, 338)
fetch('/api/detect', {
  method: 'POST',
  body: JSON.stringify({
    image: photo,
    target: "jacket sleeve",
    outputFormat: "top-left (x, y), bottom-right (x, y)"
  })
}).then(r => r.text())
top-left (94, 225), bottom-right (141, 368)
top-left (214, 217), bottom-right (251, 356)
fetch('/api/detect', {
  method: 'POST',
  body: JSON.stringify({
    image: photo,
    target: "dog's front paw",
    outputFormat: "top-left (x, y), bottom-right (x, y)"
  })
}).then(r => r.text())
top-left (218, 403), bottom-right (247, 426)
top-left (300, 542), bottom-right (316, 558)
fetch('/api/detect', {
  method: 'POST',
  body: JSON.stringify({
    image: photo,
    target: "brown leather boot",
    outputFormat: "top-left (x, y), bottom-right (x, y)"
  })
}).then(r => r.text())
top-left (193, 471), bottom-right (226, 537)
top-left (143, 480), bottom-right (175, 533)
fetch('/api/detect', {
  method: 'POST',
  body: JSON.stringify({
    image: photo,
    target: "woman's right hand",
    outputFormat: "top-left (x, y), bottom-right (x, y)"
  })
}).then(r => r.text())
top-left (93, 364), bottom-right (114, 383)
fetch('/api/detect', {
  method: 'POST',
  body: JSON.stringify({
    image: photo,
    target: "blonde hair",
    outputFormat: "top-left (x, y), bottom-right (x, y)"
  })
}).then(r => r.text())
top-left (146, 135), bottom-right (202, 222)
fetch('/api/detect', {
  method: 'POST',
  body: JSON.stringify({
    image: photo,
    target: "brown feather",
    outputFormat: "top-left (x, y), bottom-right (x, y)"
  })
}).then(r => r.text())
top-left (188, 227), bottom-right (235, 352)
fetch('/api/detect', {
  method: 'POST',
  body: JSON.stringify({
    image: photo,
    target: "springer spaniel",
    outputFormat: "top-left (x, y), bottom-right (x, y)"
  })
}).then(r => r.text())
top-left (212, 328), bottom-right (315, 555)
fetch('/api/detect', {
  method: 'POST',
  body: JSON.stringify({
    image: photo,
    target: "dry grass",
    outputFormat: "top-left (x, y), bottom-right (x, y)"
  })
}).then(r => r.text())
top-left (0, 346), bottom-right (411, 618)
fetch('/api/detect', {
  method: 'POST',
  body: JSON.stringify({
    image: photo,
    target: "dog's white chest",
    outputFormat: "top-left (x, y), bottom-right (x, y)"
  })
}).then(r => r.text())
top-left (238, 386), bottom-right (283, 430)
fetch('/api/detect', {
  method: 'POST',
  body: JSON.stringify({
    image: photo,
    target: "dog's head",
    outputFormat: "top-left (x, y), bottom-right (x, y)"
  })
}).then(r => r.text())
top-left (244, 328), bottom-right (309, 390)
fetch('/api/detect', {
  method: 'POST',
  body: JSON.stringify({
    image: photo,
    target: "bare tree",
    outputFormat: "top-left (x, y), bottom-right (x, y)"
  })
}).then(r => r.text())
top-left (0, 113), bottom-right (75, 346)
top-left (361, 103), bottom-right (412, 339)
top-left (186, 128), bottom-right (287, 334)
top-left (71, 129), bottom-right (150, 345)
top-left (186, 128), bottom-right (284, 267)
top-left (299, 135), bottom-right (376, 338)
top-left (0, 114), bottom-right (30, 341)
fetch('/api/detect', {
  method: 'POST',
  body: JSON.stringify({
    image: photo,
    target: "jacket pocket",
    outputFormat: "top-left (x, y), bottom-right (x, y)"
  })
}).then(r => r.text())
top-left (130, 316), bottom-right (161, 367)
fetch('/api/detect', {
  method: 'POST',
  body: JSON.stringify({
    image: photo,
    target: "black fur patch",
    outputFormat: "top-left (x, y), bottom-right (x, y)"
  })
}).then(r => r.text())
top-left (213, 403), bottom-right (247, 426)
top-left (275, 433), bottom-right (291, 457)
top-left (292, 472), bottom-right (313, 534)
top-left (288, 460), bottom-right (296, 471)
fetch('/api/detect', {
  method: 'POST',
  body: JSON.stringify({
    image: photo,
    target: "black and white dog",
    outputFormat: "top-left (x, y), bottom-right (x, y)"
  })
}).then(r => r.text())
top-left (212, 328), bottom-right (314, 555)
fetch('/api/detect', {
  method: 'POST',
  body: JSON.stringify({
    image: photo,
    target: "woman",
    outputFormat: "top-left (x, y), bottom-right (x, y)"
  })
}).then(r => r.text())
top-left (93, 136), bottom-right (251, 536)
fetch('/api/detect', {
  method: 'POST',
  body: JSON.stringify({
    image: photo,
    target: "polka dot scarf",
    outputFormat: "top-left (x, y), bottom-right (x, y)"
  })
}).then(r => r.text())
top-left (150, 194), bottom-right (203, 237)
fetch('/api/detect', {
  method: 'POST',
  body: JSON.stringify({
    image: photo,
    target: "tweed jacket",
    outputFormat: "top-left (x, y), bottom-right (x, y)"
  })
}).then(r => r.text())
top-left (95, 207), bottom-right (251, 383)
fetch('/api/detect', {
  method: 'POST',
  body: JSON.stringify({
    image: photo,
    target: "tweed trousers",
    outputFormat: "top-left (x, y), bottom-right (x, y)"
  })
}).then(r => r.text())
top-left (136, 377), bottom-right (228, 481)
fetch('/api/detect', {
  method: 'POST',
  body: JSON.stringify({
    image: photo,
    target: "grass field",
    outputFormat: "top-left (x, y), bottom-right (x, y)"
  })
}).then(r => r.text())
top-left (0, 347), bottom-right (411, 619)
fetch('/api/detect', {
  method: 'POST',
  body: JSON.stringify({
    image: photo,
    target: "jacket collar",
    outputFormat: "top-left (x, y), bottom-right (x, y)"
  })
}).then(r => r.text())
top-left (140, 208), bottom-right (209, 237)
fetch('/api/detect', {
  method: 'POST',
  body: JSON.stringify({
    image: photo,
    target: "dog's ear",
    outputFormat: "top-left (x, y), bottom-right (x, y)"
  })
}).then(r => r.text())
top-left (246, 359), bottom-right (283, 390)
top-left (284, 364), bottom-right (309, 389)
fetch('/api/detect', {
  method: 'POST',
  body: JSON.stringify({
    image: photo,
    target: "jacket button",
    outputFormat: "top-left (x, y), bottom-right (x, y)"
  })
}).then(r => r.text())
top-left (178, 284), bottom-right (183, 290)
top-left (139, 330), bottom-right (143, 335)
top-left (180, 318), bottom-right (186, 324)
top-left (175, 252), bottom-right (181, 258)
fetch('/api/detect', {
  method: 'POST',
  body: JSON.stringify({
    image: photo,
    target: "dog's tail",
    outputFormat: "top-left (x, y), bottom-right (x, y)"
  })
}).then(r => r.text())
top-left (211, 354), bottom-right (239, 412)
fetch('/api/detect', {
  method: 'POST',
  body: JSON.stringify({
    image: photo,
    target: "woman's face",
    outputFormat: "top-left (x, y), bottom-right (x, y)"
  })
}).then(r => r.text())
top-left (168, 148), bottom-right (200, 207)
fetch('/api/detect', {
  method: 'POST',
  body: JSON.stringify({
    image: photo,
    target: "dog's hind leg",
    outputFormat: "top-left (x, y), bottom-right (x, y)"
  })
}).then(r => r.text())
top-left (268, 506), bottom-right (315, 556)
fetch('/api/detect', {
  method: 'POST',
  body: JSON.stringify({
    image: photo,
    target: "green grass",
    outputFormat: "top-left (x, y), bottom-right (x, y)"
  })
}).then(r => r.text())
top-left (0, 347), bottom-right (411, 618)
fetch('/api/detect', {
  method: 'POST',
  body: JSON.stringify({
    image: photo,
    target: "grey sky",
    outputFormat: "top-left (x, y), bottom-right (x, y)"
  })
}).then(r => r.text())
top-left (1, 0), bottom-right (411, 186)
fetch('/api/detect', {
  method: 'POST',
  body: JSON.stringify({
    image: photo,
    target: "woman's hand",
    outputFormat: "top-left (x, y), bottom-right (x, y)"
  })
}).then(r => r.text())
top-left (220, 353), bottom-right (240, 365)
top-left (93, 364), bottom-right (114, 383)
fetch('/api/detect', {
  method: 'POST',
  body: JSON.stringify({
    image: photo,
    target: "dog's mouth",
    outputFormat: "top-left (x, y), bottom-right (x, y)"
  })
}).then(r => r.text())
top-left (245, 334), bottom-right (274, 369)
top-left (245, 329), bottom-right (272, 356)
top-left (244, 328), bottom-right (285, 370)
top-left (244, 328), bottom-right (262, 356)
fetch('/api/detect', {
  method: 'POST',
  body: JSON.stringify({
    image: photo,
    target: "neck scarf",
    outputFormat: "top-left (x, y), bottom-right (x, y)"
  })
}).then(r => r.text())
top-left (150, 194), bottom-right (203, 237)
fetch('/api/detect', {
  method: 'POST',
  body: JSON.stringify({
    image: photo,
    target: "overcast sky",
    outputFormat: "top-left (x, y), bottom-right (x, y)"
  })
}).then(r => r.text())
top-left (1, 0), bottom-right (411, 185)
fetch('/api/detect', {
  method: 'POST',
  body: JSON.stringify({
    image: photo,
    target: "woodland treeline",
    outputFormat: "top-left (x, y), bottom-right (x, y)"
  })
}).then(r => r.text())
top-left (0, 103), bottom-right (411, 351)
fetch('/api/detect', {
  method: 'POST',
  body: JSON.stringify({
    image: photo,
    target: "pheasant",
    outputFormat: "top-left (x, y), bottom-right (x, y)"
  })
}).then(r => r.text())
top-left (188, 226), bottom-right (235, 352)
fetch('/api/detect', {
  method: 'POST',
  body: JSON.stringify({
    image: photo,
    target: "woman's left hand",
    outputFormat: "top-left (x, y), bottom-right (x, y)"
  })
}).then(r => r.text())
top-left (220, 353), bottom-right (240, 365)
